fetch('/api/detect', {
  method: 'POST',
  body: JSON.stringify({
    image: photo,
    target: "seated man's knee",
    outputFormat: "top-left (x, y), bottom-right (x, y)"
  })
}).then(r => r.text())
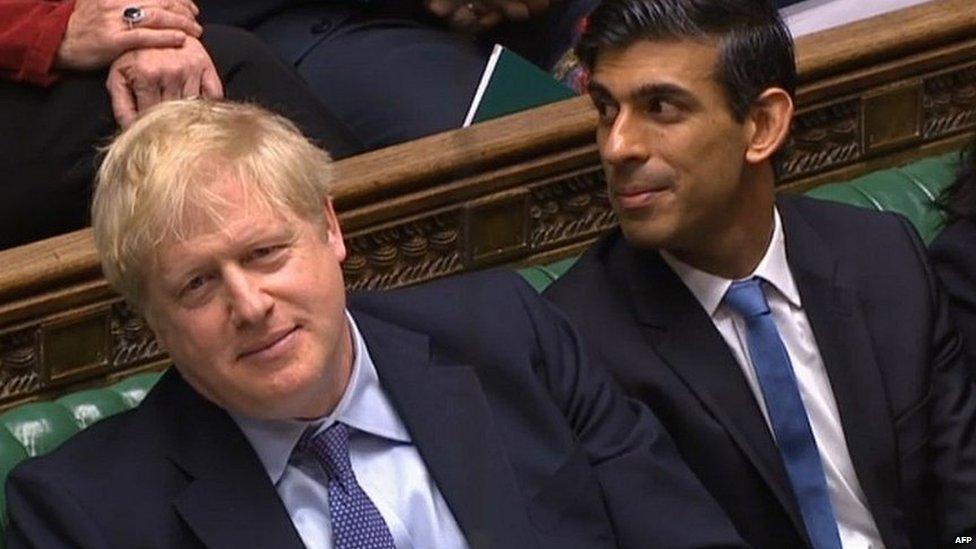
top-left (198, 24), bottom-right (279, 73)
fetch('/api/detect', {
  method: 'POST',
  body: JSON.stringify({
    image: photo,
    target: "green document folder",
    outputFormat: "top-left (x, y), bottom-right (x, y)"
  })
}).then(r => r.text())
top-left (463, 44), bottom-right (576, 127)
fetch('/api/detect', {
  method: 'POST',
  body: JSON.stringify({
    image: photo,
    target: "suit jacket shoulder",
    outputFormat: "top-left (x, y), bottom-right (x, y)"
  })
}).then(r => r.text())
top-left (930, 217), bottom-right (976, 376)
top-left (5, 370), bottom-right (305, 548)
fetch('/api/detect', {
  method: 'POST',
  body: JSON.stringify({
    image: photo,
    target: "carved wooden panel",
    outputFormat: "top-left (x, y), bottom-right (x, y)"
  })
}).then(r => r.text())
top-left (779, 60), bottom-right (976, 183)
top-left (0, 330), bottom-right (40, 401)
top-left (923, 62), bottom-right (976, 139)
top-left (528, 166), bottom-right (614, 250)
top-left (466, 190), bottom-right (531, 267)
top-left (0, 299), bottom-right (172, 408)
top-left (863, 81), bottom-right (923, 153)
top-left (110, 301), bottom-right (163, 367)
top-left (343, 211), bottom-right (464, 291)
top-left (43, 305), bottom-right (111, 382)
top-left (780, 98), bottom-right (861, 181)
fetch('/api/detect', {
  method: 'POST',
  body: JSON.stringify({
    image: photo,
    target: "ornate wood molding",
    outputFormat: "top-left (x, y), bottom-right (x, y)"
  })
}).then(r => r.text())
top-left (1, 0), bottom-right (974, 407)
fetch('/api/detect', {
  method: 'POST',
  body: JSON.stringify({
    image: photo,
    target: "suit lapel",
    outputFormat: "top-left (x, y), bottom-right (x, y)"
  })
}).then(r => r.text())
top-left (156, 372), bottom-right (306, 549)
top-left (778, 198), bottom-right (902, 548)
top-left (353, 311), bottom-right (539, 549)
top-left (612, 240), bottom-right (811, 541)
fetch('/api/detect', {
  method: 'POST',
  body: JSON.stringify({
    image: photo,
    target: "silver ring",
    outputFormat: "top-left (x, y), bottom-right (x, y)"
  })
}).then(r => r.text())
top-left (122, 6), bottom-right (146, 29)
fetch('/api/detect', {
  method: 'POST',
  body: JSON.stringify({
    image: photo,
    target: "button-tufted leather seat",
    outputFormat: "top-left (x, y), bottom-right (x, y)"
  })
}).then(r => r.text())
top-left (0, 371), bottom-right (162, 544)
top-left (805, 152), bottom-right (957, 245)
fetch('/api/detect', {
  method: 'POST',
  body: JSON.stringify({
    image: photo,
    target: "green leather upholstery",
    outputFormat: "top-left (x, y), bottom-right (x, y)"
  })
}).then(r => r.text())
top-left (57, 389), bottom-right (129, 429)
top-left (521, 151), bottom-right (961, 291)
top-left (0, 430), bottom-right (27, 537)
top-left (804, 152), bottom-right (957, 244)
top-left (0, 371), bottom-right (162, 543)
top-left (519, 257), bottom-right (579, 292)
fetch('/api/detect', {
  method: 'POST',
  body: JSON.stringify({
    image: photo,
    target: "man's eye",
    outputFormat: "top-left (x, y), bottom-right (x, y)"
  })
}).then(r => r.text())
top-left (594, 100), bottom-right (619, 124)
top-left (251, 247), bottom-right (274, 259)
top-left (182, 275), bottom-right (209, 295)
top-left (248, 244), bottom-right (286, 263)
top-left (648, 98), bottom-right (681, 119)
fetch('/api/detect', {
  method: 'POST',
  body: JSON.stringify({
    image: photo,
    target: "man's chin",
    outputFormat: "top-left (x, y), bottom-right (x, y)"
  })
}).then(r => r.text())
top-left (205, 374), bottom-right (327, 420)
top-left (226, 394), bottom-right (325, 421)
top-left (619, 222), bottom-right (673, 251)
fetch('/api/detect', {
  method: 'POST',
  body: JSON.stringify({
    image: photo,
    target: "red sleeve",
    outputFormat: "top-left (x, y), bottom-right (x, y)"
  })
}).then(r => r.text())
top-left (0, 0), bottom-right (76, 86)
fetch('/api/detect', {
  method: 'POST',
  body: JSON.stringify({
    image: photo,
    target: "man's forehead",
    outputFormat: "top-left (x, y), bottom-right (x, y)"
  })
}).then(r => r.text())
top-left (590, 38), bottom-right (720, 91)
top-left (154, 213), bottom-right (291, 270)
top-left (153, 180), bottom-right (299, 261)
top-left (173, 166), bottom-right (302, 232)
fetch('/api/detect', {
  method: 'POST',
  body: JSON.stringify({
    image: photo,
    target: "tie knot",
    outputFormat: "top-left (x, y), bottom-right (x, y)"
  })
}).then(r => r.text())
top-left (299, 422), bottom-right (355, 486)
top-left (724, 277), bottom-right (770, 318)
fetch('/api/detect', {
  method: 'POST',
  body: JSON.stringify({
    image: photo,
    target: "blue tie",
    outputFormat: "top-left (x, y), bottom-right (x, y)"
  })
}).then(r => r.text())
top-left (299, 422), bottom-right (397, 549)
top-left (724, 278), bottom-right (843, 549)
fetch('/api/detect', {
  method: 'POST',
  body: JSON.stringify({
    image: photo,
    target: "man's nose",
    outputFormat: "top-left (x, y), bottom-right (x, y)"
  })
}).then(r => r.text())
top-left (601, 109), bottom-right (649, 165)
top-left (225, 269), bottom-right (273, 327)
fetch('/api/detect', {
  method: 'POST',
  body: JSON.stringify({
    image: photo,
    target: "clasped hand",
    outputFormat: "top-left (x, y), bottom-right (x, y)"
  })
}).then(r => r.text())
top-left (56, 0), bottom-right (222, 128)
top-left (55, 0), bottom-right (201, 70)
top-left (107, 36), bottom-right (222, 128)
top-left (426, 0), bottom-right (551, 32)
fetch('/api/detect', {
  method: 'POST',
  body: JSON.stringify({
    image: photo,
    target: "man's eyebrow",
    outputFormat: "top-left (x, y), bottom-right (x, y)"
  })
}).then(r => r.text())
top-left (630, 82), bottom-right (697, 105)
top-left (587, 80), bottom-right (698, 106)
top-left (586, 80), bottom-right (614, 99)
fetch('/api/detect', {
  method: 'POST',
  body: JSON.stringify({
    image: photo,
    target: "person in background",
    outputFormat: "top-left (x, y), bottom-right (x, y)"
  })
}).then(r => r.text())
top-left (931, 137), bottom-right (976, 376)
top-left (198, 0), bottom-right (597, 151)
top-left (6, 99), bottom-right (745, 549)
top-left (544, 0), bottom-right (976, 547)
top-left (0, 0), bottom-right (360, 249)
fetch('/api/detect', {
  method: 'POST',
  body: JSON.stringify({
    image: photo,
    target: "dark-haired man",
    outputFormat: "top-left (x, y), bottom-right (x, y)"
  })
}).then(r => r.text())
top-left (545, 1), bottom-right (976, 547)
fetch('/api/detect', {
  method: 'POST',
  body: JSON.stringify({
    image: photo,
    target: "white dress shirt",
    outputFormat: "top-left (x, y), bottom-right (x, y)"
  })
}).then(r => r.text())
top-left (661, 208), bottom-right (884, 549)
top-left (232, 312), bottom-right (468, 549)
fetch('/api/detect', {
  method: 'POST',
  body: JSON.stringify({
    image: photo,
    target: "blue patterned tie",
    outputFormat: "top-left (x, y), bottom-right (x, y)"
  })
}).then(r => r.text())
top-left (724, 278), bottom-right (842, 549)
top-left (299, 422), bottom-right (397, 549)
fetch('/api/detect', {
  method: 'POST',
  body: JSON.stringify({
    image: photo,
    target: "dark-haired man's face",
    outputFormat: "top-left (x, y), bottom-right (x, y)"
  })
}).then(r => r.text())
top-left (588, 39), bottom-right (755, 256)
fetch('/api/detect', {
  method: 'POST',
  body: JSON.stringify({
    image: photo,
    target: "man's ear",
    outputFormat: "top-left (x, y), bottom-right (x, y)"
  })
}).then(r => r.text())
top-left (744, 88), bottom-right (794, 165)
top-left (321, 198), bottom-right (347, 263)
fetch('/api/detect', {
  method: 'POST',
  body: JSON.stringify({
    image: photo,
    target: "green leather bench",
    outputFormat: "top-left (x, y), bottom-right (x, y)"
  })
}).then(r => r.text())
top-left (0, 150), bottom-right (962, 544)
top-left (0, 372), bottom-right (162, 543)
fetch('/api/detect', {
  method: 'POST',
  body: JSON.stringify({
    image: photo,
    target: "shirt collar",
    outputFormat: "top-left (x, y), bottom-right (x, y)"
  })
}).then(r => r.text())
top-left (231, 310), bottom-right (411, 484)
top-left (660, 207), bottom-right (802, 317)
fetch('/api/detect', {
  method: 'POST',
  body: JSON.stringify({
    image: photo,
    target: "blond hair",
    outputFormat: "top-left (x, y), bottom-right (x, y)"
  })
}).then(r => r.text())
top-left (92, 99), bottom-right (334, 311)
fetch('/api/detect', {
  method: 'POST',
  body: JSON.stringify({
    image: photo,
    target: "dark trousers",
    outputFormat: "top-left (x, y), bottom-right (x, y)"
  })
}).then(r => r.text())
top-left (245, 0), bottom-right (598, 150)
top-left (0, 25), bottom-right (361, 250)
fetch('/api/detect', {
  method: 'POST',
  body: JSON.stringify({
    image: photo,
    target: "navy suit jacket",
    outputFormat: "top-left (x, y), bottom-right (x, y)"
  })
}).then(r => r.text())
top-left (6, 271), bottom-right (743, 548)
top-left (931, 217), bottom-right (976, 378)
top-left (546, 195), bottom-right (976, 548)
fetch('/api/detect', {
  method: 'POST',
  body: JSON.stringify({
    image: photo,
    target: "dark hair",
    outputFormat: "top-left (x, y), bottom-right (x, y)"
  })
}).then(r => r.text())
top-left (576, 0), bottom-right (796, 122)
top-left (939, 138), bottom-right (976, 222)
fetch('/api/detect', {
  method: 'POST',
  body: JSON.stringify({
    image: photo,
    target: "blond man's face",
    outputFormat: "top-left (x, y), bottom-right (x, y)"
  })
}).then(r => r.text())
top-left (143, 174), bottom-right (352, 420)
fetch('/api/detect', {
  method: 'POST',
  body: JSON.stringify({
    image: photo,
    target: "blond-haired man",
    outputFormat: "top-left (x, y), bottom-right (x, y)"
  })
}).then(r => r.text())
top-left (5, 100), bottom-right (744, 548)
